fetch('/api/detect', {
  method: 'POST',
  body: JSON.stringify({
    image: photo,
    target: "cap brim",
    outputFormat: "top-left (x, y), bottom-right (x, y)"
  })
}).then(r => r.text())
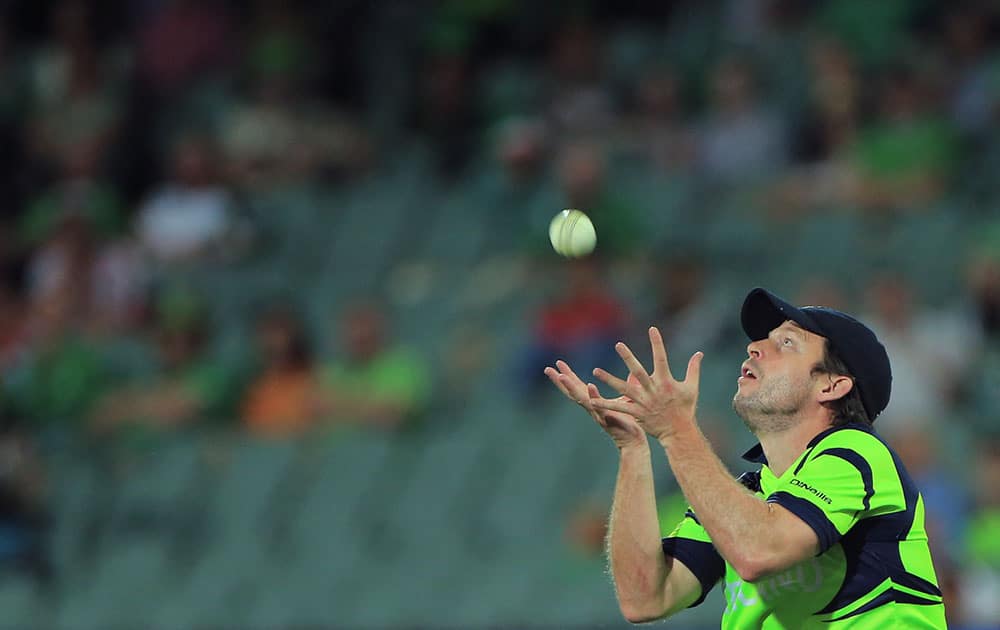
top-left (741, 288), bottom-right (823, 341)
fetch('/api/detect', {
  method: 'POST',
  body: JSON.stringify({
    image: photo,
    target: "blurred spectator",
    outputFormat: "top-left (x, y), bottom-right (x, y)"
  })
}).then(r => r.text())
top-left (246, 0), bottom-right (315, 86)
top-left (942, 5), bottom-right (996, 134)
top-left (520, 258), bottom-right (628, 396)
top-left (960, 252), bottom-right (1000, 420)
top-left (863, 274), bottom-right (977, 430)
top-left (884, 424), bottom-right (968, 571)
top-left (697, 56), bottom-right (787, 185)
top-left (20, 141), bottom-right (123, 247)
top-left (772, 38), bottom-right (861, 214)
top-left (28, 1), bottom-right (122, 171)
top-left (136, 0), bottom-right (234, 95)
top-left (0, 420), bottom-right (51, 585)
top-left (482, 116), bottom-right (559, 252)
top-left (224, 98), bottom-right (371, 188)
top-left (959, 439), bottom-right (1000, 627)
top-left (798, 39), bottom-right (863, 157)
top-left (415, 51), bottom-right (479, 179)
top-left (220, 77), bottom-right (301, 188)
top-left (90, 289), bottom-right (240, 431)
top-left (135, 135), bottom-right (237, 265)
top-left (564, 502), bottom-right (607, 558)
top-left (794, 276), bottom-right (850, 312)
top-left (649, 254), bottom-right (729, 363)
top-left (619, 65), bottom-right (696, 173)
top-left (4, 289), bottom-right (108, 429)
top-left (318, 302), bottom-right (430, 429)
top-left (495, 116), bottom-right (550, 192)
top-left (556, 500), bottom-right (610, 590)
top-left (546, 19), bottom-right (614, 140)
top-left (18, 146), bottom-right (147, 334)
top-left (554, 142), bottom-right (641, 257)
top-left (813, 0), bottom-right (921, 70)
top-left (242, 307), bottom-right (318, 437)
top-left (221, 41), bottom-right (372, 189)
top-left (848, 65), bottom-right (959, 210)
top-left (23, 213), bottom-right (97, 323)
top-left (967, 251), bottom-right (1000, 343)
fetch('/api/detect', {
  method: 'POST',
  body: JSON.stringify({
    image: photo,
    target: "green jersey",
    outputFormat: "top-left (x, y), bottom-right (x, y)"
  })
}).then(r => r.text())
top-left (662, 423), bottom-right (947, 628)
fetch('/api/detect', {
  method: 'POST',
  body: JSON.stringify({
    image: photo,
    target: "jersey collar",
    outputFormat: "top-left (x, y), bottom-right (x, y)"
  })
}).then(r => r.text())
top-left (740, 422), bottom-right (876, 465)
top-left (741, 443), bottom-right (768, 464)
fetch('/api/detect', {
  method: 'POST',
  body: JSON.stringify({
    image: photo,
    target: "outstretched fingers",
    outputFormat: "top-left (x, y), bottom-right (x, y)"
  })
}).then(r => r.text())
top-left (544, 366), bottom-right (573, 400)
top-left (614, 341), bottom-right (654, 390)
top-left (588, 387), bottom-right (636, 415)
top-left (592, 366), bottom-right (629, 396)
top-left (685, 351), bottom-right (704, 386)
top-left (555, 359), bottom-right (581, 381)
top-left (649, 327), bottom-right (672, 379)
top-left (546, 359), bottom-right (591, 399)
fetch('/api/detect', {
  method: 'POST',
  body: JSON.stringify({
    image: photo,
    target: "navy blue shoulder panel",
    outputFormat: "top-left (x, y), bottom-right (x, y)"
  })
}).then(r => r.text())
top-left (825, 588), bottom-right (942, 622)
top-left (816, 433), bottom-right (941, 615)
top-left (662, 537), bottom-right (724, 608)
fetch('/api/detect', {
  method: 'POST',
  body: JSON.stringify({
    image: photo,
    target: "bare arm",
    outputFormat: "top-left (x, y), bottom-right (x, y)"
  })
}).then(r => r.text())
top-left (591, 328), bottom-right (820, 582)
top-left (659, 422), bottom-right (819, 581)
top-left (608, 439), bottom-right (702, 622)
top-left (544, 362), bottom-right (701, 622)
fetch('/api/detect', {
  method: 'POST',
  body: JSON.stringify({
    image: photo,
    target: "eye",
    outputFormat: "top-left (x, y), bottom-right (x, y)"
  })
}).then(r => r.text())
top-left (782, 337), bottom-right (793, 346)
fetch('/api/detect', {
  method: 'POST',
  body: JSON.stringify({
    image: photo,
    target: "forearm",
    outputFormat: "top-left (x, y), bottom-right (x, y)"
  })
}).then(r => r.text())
top-left (659, 421), bottom-right (777, 579)
top-left (608, 442), bottom-right (669, 617)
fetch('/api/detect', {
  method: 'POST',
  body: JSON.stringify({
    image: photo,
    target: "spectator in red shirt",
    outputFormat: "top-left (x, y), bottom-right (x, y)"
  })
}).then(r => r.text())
top-left (520, 258), bottom-right (629, 396)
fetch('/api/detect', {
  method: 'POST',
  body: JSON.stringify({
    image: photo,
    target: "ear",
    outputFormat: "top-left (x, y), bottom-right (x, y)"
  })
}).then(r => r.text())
top-left (817, 374), bottom-right (854, 404)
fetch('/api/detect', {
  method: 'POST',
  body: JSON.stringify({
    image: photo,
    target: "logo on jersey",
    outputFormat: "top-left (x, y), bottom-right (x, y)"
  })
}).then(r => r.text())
top-left (790, 479), bottom-right (832, 504)
top-left (724, 552), bottom-right (843, 617)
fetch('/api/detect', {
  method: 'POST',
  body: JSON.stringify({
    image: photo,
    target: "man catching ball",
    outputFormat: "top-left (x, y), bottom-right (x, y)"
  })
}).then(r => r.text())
top-left (545, 287), bottom-right (947, 628)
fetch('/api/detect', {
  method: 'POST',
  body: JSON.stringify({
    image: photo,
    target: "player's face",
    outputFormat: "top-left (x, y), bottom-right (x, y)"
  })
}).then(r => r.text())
top-left (732, 321), bottom-right (827, 434)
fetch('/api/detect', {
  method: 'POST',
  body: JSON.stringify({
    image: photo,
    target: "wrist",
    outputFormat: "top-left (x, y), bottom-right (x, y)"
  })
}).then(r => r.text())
top-left (619, 440), bottom-right (650, 457)
top-left (657, 416), bottom-right (699, 450)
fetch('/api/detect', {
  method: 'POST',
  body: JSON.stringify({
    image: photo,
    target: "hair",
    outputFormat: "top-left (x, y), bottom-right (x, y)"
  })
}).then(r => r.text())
top-left (811, 340), bottom-right (871, 427)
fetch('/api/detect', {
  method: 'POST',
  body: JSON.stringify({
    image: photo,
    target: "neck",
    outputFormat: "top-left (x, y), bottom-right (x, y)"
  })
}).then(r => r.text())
top-left (757, 413), bottom-right (832, 477)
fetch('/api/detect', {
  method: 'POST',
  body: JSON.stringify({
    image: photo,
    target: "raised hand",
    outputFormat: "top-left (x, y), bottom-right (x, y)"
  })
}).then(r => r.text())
top-left (589, 327), bottom-right (703, 442)
top-left (544, 360), bottom-right (646, 450)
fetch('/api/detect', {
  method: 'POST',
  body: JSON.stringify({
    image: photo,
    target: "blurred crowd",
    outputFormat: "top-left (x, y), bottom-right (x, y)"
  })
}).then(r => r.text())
top-left (0, 0), bottom-right (997, 626)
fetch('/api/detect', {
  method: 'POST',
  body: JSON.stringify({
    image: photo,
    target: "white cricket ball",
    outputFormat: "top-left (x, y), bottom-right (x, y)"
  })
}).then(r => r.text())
top-left (549, 209), bottom-right (597, 258)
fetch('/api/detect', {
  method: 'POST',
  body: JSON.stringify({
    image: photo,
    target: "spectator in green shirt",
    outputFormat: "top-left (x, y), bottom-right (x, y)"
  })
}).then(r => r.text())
top-left (90, 289), bottom-right (241, 431)
top-left (849, 65), bottom-right (959, 210)
top-left (5, 290), bottom-right (108, 429)
top-left (959, 439), bottom-right (1000, 626)
top-left (317, 302), bottom-right (430, 430)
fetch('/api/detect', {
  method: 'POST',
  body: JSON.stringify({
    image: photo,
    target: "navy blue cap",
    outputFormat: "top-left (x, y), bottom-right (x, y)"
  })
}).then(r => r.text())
top-left (740, 288), bottom-right (892, 421)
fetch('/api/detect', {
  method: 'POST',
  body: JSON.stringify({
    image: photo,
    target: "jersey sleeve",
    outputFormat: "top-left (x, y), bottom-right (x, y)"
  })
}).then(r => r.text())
top-left (661, 510), bottom-right (724, 607)
top-left (765, 429), bottom-right (905, 554)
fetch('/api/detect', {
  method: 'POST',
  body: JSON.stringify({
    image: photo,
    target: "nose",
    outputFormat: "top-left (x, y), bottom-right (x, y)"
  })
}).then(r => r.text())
top-left (747, 340), bottom-right (762, 359)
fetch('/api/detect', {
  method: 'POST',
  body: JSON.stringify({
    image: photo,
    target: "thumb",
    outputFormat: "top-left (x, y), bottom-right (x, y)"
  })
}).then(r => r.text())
top-left (684, 352), bottom-right (704, 386)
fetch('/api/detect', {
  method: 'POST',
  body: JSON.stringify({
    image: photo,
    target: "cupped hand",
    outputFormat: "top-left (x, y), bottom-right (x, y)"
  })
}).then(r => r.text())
top-left (544, 360), bottom-right (646, 450)
top-left (588, 327), bottom-right (703, 442)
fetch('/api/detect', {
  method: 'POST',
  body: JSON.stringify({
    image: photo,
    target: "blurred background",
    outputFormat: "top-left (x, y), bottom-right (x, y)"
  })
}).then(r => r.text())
top-left (0, 0), bottom-right (998, 628)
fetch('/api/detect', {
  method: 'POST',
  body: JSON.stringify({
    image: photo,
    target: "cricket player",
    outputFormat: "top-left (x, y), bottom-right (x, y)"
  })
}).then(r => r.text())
top-left (545, 287), bottom-right (947, 628)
